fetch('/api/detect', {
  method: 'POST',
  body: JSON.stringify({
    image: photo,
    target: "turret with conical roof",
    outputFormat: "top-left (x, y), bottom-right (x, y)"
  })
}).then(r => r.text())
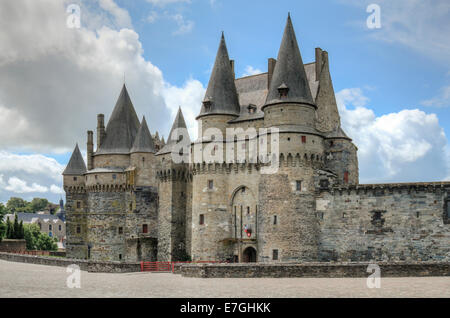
top-left (262, 14), bottom-right (317, 129)
top-left (96, 84), bottom-right (140, 155)
top-left (315, 49), bottom-right (341, 133)
top-left (131, 116), bottom-right (156, 153)
top-left (157, 107), bottom-right (190, 156)
top-left (264, 14), bottom-right (314, 108)
top-left (63, 143), bottom-right (86, 175)
top-left (197, 33), bottom-right (240, 120)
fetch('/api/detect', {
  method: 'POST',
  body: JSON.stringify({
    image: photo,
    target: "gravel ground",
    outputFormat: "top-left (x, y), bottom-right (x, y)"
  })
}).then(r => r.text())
top-left (1, 260), bottom-right (449, 298)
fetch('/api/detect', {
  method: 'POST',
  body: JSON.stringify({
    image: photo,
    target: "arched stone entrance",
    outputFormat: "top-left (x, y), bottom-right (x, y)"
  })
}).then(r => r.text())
top-left (242, 246), bottom-right (257, 263)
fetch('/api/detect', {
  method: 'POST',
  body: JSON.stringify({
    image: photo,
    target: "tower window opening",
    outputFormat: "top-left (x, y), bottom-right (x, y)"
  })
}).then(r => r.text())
top-left (273, 215), bottom-right (277, 225)
top-left (416, 212), bottom-right (420, 218)
top-left (73, 177), bottom-right (77, 181)
top-left (199, 214), bottom-right (205, 225)
top-left (76, 225), bottom-right (81, 234)
top-left (247, 206), bottom-right (250, 215)
top-left (118, 227), bottom-right (123, 234)
top-left (344, 172), bottom-right (349, 184)
top-left (76, 201), bottom-right (81, 209)
top-left (296, 180), bottom-right (302, 191)
top-left (59, 225), bottom-right (62, 231)
top-left (95, 175), bottom-right (98, 180)
top-left (112, 174), bottom-right (117, 180)
top-left (208, 180), bottom-right (213, 189)
top-left (119, 254), bottom-right (122, 260)
top-left (272, 249), bottom-right (279, 261)
top-left (301, 136), bottom-right (306, 144)
top-left (49, 224), bottom-right (52, 231)
top-left (287, 137), bottom-right (291, 141)
top-left (142, 224), bottom-right (148, 233)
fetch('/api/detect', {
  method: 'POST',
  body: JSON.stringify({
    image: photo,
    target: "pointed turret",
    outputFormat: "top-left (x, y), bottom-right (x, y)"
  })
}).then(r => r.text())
top-left (157, 107), bottom-right (190, 155)
top-left (197, 33), bottom-right (240, 119)
top-left (96, 84), bottom-right (140, 154)
top-left (131, 116), bottom-right (156, 153)
top-left (315, 50), bottom-right (341, 132)
top-left (63, 144), bottom-right (87, 175)
top-left (264, 14), bottom-right (314, 108)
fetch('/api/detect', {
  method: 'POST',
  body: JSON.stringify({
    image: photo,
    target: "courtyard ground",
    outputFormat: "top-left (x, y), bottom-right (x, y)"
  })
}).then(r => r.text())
top-left (0, 260), bottom-right (449, 298)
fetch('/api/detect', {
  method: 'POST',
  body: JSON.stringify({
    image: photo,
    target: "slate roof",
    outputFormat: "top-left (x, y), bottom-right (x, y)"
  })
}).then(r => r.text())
top-left (157, 107), bottom-right (190, 155)
top-left (63, 143), bottom-right (87, 175)
top-left (325, 125), bottom-right (351, 140)
top-left (96, 84), bottom-right (140, 155)
top-left (264, 14), bottom-right (315, 108)
top-left (131, 116), bottom-right (156, 153)
top-left (197, 33), bottom-right (241, 119)
top-left (3, 212), bottom-right (64, 224)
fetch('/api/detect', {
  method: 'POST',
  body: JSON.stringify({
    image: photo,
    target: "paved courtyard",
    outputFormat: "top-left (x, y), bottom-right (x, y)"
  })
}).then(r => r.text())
top-left (1, 260), bottom-right (449, 298)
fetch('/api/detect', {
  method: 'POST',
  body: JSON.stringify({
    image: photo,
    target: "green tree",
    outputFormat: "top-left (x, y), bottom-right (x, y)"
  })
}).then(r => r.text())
top-left (12, 214), bottom-right (20, 239)
top-left (0, 203), bottom-right (6, 218)
top-left (6, 217), bottom-right (12, 239)
top-left (0, 220), bottom-right (6, 242)
top-left (18, 220), bottom-right (24, 239)
top-left (23, 224), bottom-right (57, 251)
top-left (6, 197), bottom-right (28, 213)
top-left (30, 198), bottom-right (49, 213)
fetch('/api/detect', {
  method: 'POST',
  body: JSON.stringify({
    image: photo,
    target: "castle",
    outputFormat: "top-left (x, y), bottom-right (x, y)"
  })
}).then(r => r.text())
top-left (63, 15), bottom-right (450, 263)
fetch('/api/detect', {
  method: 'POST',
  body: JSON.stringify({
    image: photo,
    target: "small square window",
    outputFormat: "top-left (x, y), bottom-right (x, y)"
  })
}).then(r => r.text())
top-left (208, 180), bottom-right (213, 189)
top-left (118, 227), bottom-right (123, 234)
top-left (296, 180), bottom-right (302, 191)
top-left (272, 249), bottom-right (278, 261)
top-left (73, 177), bottom-right (77, 181)
top-left (199, 214), bottom-right (205, 225)
top-left (112, 174), bottom-right (117, 180)
top-left (76, 225), bottom-right (81, 234)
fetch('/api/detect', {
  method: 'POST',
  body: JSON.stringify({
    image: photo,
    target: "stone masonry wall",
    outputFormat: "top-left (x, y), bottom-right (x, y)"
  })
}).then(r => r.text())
top-left (316, 185), bottom-right (450, 262)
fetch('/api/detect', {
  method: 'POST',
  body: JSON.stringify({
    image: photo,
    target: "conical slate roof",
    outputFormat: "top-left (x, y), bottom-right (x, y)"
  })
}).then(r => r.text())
top-left (157, 107), bottom-right (190, 155)
top-left (96, 84), bottom-right (140, 154)
top-left (326, 125), bottom-right (351, 140)
top-left (264, 14), bottom-right (314, 108)
top-left (63, 144), bottom-right (87, 175)
top-left (315, 50), bottom-right (341, 132)
top-left (197, 33), bottom-right (240, 119)
top-left (131, 116), bottom-right (156, 153)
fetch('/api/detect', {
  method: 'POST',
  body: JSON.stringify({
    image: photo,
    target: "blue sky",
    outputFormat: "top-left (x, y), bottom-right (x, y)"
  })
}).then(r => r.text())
top-left (0, 0), bottom-right (449, 203)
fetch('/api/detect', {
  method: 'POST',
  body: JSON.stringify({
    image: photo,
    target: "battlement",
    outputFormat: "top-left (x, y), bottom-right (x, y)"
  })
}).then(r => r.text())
top-left (320, 181), bottom-right (450, 196)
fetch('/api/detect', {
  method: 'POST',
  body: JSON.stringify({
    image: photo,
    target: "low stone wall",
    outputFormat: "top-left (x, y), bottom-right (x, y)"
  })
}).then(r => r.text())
top-left (0, 252), bottom-right (140, 273)
top-left (0, 239), bottom-right (27, 252)
top-left (179, 262), bottom-right (450, 278)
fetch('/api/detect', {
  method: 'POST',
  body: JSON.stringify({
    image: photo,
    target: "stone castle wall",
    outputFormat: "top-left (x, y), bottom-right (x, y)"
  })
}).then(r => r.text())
top-left (316, 184), bottom-right (450, 262)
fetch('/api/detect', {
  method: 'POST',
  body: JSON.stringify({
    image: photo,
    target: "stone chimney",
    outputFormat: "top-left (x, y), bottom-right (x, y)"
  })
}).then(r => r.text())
top-left (267, 58), bottom-right (276, 90)
top-left (97, 114), bottom-right (105, 150)
top-left (87, 130), bottom-right (94, 170)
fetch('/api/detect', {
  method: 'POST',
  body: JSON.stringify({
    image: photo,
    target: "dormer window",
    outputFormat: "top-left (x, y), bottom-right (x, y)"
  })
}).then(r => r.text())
top-left (247, 104), bottom-right (257, 114)
top-left (203, 98), bottom-right (212, 112)
top-left (278, 83), bottom-right (289, 98)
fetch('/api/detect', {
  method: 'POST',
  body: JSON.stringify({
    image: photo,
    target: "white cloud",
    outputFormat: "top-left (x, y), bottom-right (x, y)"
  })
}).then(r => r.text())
top-left (146, 11), bottom-right (159, 23)
top-left (337, 88), bottom-right (450, 183)
top-left (0, 0), bottom-right (206, 153)
top-left (162, 79), bottom-right (206, 140)
top-left (4, 177), bottom-right (48, 194)
top-left (171, 14), bottom-right (194, 35)
top-left (421, 85), bottom-right (450, 108)
top-left (341, 0), bottom-right (450, 65)
top-left (146, 0), bottom-right (191, 7)
top-left (98, 0), bottom-right (132, 28)
top-left (242, 66), bottom-right (263, 77)
top-left (50, 184), bottom-right (65, 194)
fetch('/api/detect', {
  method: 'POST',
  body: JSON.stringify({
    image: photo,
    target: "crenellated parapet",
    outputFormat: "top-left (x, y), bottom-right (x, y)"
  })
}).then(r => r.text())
top-left (156, 167), bottom-right (191, 182)
top-left (319, 181), bottom-right (450, 196)
top-left (64, 185), bottom-right (87, 194)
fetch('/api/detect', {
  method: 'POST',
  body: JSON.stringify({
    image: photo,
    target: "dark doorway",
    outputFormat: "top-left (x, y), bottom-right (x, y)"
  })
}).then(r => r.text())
top-left (242, 247), bottom-right (257, 263)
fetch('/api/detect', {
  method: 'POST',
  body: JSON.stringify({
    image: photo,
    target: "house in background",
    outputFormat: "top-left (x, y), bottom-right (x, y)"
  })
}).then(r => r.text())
top-left (3, 199), bottom-right (66, 249)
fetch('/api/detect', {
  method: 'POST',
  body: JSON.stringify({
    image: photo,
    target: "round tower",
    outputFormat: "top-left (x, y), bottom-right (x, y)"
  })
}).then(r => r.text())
top-left (258, 14), bottom-right (321, 262)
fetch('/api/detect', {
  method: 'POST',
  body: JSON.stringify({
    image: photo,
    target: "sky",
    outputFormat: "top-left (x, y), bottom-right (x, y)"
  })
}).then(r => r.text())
top-left (0, 0), bottom-right (449, 204)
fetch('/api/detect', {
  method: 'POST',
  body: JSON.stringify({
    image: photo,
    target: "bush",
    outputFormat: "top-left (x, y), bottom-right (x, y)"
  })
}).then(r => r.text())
top-left (23, 223), bottom-right (57, 251)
